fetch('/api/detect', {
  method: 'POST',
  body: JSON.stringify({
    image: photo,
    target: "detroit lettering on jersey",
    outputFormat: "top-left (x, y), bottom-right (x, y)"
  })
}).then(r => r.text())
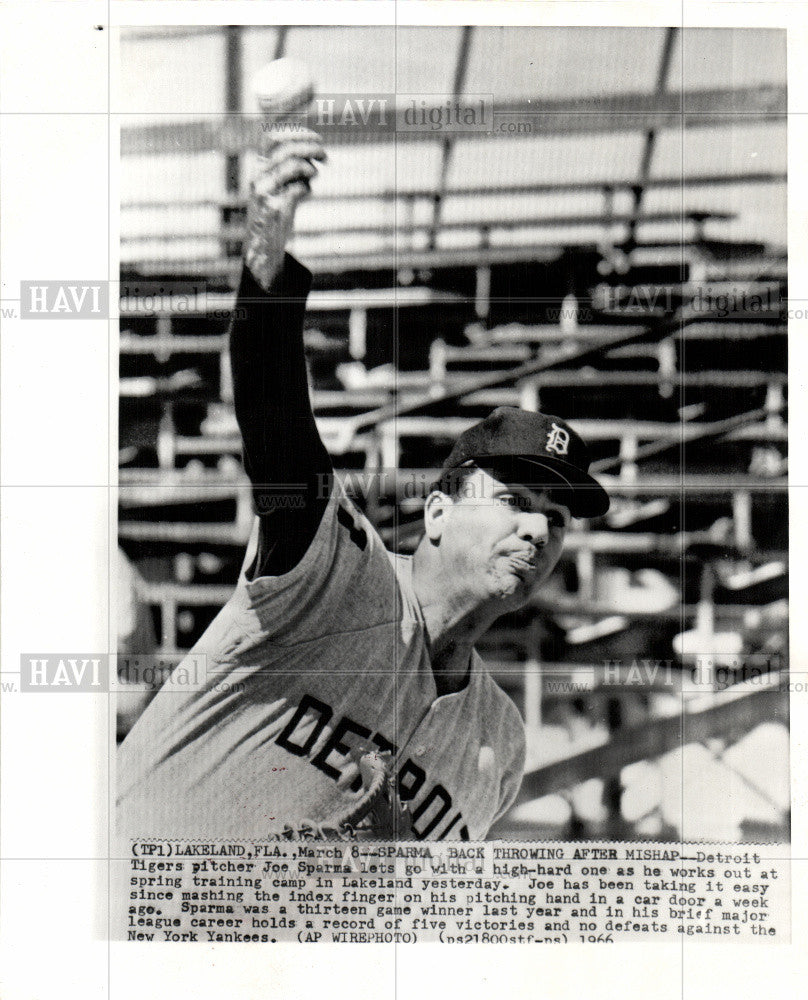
top-left (116, 486), bottom-right (525, 842)
top-left (275, 692), bottom-right (469, 840)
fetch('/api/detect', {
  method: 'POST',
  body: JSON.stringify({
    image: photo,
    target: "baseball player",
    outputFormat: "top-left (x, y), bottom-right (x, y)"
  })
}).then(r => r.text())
top-left (117, 129), bottom-right (610, 842)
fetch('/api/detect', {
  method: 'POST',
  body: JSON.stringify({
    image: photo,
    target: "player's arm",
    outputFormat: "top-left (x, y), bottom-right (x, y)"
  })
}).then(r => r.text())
top-left (229, 129), bottom-right (332, 579)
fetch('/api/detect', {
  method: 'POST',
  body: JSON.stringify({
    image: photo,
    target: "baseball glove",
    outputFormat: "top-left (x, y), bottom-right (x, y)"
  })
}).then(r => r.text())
top-left (267, 750), bottom-right (414, 841)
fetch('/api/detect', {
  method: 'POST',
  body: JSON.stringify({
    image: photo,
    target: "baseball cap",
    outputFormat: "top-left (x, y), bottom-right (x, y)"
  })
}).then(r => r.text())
top-left (438, 407), bottom-right (610, 519)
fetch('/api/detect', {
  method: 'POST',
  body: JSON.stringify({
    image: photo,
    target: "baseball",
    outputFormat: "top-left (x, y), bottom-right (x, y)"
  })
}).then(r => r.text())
top-left (251, 57), bottom-right (315, 117)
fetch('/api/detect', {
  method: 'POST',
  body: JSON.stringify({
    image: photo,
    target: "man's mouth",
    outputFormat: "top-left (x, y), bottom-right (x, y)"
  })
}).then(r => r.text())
top-left (504, 550), bottom-right (538, 578)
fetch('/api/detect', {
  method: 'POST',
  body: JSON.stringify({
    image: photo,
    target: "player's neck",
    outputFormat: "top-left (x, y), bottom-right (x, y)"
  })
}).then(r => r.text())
top-left (419, 603), bottom-right (497, 697)
top-left (412, 542), bottom-right (500, 691)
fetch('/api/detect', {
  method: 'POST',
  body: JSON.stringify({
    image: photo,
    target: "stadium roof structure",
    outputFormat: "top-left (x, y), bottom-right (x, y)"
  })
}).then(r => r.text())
top-left (120, 25), bottom-right (786, 277)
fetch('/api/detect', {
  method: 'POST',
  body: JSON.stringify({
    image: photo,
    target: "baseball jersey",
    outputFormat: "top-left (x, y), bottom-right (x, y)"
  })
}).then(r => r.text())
top-left (116, 481), bottom-right (526, 841)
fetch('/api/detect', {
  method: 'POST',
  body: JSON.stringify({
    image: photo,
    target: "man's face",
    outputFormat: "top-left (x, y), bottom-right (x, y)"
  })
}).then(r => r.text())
top-left (429, 465), bottom-right (570, 609)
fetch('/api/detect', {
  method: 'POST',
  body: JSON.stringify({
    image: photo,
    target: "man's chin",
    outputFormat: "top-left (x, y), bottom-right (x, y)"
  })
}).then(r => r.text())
top-left (489, 568), bottom-right (534, 602)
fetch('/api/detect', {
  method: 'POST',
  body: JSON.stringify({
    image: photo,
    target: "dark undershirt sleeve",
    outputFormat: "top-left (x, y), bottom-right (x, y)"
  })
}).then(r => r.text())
top-left (229, 254), bottom-right (333, 579)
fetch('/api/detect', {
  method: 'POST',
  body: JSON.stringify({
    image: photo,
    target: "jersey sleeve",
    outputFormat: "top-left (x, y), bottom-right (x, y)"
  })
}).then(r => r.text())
top-left (238, 481), bottom-right (399, 645)
top-left (488, 693), bottom-right (527, 832)
top-left (493, 730), bottom-right (527, 828)
top-left (229, 255), bottom-right (334, 580)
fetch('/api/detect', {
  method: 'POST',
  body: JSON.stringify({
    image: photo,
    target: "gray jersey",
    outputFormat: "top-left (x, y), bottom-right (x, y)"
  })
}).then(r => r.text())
top-left (117, 484), bottom-right (525, 840)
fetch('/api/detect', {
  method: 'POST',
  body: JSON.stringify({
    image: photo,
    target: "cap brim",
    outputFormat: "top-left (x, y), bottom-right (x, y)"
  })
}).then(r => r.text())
top-left (501, 455), bottom-right (610, 519)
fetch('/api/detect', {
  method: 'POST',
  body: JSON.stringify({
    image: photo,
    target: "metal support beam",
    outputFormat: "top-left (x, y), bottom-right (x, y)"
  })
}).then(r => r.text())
top-left (122, 171), bottom-right (787, 211)
top-left (622, 27), bottom-right (678, 252)
top-left (427, 26), bottom-right (473, 250)
top-left (518, 684), bottom-right (787, 802)
top-left (222, 26), bottom-right (243, 259)
top-left (224, 28), bottom-right (242, 193)
top-left (121, 85), bottom-right (787, 154)
top-left (273, 25), bottom-right (287, 59)
top-left (344, 304), bottom-right (753, 435)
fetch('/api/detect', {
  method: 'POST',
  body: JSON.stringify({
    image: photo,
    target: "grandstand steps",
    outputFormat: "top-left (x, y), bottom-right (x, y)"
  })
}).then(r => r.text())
top-left (119, 401), bottom-right (785, 477)
top-left (131, 576), bottom-right (785, 623)
top-left (119, 484), bottom-right (786, 589)
top-left (118, 319), bottom-right (785, 360)
top-left (121, 242), bottom-right (566, 283)
top-left (381, 513), bottom-right (787, 562)
top-left (119, 370), bottom-right (785, 408)
top-left (122, 210), bottom-right (739, 248)
top-left (163, 415), bottom-right (785, 451)
top-left (529, 593), bottom-right (787, 624)
top-left (118, 274), bottom-right (786, 397)
top-left (482, 321), bottom-right (785, 346)
top-left (149, 421), bottom-right (783, 477)
top-left (117, 518), bottom-right (786, 564)
top-left (118, 232), bottom-right (787, 704)
top-left (123, 571), bottom-right (785, 659)
top-left (118, 468), bottom-right (787, 504)
top-left (120, 242), bottom-right (784, 323)
top-left (120, 285), bottom-right (467, 320)
top-left (120, 392), bottom-right (785, 456)
top-left (516, 677), bottom-right (787, 803)
top-left (626, 243), bottom-right (785, 281)
top-left (125, 172), bottom-right (782, 214)
top-left (121, 333), bottom-right (228, 355)
top-left (121, 209), bottom-right (738, 277)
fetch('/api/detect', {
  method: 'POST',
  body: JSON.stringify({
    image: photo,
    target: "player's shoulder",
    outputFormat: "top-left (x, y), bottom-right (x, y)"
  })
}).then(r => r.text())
top-left (385, 551), bottom-right (424, 620)
top-left (387, 549), bottom-right (413, 577)
top-left (236, 484), bottom-right (394, 613)
top-left (472, 649), bottom-right (516, 704)
top-left (472, 652), bottom-right (527, 743)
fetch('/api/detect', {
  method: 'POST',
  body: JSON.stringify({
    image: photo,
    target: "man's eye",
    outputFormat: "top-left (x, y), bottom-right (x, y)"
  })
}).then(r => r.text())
top-left (548, 513), bottom-right (565, 528)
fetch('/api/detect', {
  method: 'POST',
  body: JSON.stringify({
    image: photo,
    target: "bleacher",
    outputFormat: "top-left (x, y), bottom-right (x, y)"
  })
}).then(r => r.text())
top-left (118, 25), bottom-right (788, 843)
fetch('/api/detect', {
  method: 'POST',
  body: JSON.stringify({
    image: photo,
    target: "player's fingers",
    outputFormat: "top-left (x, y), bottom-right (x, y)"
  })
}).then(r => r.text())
top-left (284, 179), bottom-right (312, 206)
top-left (277, 126), bottom-right (324, 146)
top-left (258, 127), bottom-right (325, 158)
top-left (252, 156), bottom-right (318, 198)
top-left (271, 156), bottom-right (319, 191)
top-left (257, 134), bottom-right (326, 161)
top-left (262, 139), bottom-right (327, 172)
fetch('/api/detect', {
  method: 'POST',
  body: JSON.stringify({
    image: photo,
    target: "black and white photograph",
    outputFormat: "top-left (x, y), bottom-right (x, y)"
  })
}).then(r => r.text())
top-left (0, 1), bottom-right (805, 994)
top-left (116, 23), bottom-right (789, 848)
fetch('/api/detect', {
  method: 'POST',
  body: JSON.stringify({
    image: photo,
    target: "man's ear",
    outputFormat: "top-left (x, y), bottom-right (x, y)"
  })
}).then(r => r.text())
top-left (423, 490), bottom-right (453, 543)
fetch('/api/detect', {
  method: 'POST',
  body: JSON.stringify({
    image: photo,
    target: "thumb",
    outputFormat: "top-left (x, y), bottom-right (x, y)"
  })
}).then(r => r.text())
top-left (284, 178), bottom-right (312, 209)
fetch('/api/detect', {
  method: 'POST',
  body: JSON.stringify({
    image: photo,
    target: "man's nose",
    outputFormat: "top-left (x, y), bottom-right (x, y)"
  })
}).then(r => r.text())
top-left (517, 511), bottom-right (549, 547)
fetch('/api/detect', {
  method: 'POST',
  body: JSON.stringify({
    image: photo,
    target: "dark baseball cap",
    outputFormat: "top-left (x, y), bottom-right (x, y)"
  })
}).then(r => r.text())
top-left (439, 407), bottom-right (610, 518)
